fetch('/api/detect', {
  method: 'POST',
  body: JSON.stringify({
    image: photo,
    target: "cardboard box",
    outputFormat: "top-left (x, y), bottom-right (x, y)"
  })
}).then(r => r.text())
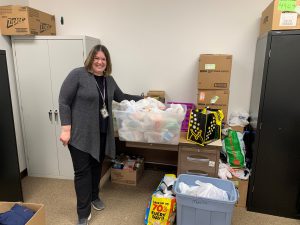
top-left (224, 124), bottom-right (245, 133)
top-left (147, 90), bottom-right (165, 98)
top-left (0, 5), bottom-right (56, 35)
top-left (198, 71), bottom-right (231, 89)
top-left (198, 54), bottom-right (232, 89)
top-left (230, 178), bottom-right (249, 208)
top-left (147, 90), bottom-right (165, 103)
top-left (111, 163), bottom-right (144, 186)
top-left (198, 104), bottom-right (228, 122)
top-left (198, 89), bottom-right (229, 106)
top-left (0, 202), bottom-right (45, 225)
top-left (260, 0), bottom-right (300, 36)
top-left (199, 54), bottom-right (232, 72)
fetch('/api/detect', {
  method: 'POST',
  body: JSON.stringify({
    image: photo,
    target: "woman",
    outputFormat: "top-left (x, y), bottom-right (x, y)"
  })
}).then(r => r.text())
top-left (59, 44), bottom-right (142, 225)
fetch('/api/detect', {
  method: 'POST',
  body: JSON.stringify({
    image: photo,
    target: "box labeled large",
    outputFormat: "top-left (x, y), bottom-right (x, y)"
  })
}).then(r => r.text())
top-left (0, 5), bottom-right (56, 35)
top-left (260, 0), bottom-right (300, 36)
top-left (111, 162), bottom-right (144, 186)
top-left (0, 202), bottom-right (45, 225)
top-left (198, 89), bottom-right (229, 106)
top-left (198, 54), bottom-right (232, 89)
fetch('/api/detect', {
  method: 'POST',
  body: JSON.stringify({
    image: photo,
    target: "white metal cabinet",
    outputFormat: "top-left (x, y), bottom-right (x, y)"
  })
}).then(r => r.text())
top-left (12, 36), bottom-right (100, 179)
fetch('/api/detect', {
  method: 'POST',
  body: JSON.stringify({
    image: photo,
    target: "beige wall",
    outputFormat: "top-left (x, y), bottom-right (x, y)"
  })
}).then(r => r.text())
top-left (29, 0), bottom-right (271, 115)
top-left (0, 0), bottom-right (28, 171)
top-left (4, 0), bottom-right (272, 170)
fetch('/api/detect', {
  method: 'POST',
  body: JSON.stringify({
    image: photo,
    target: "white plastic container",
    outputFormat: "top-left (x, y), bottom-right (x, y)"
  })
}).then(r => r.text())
top-left (113, 105), bottom-right (186, 145)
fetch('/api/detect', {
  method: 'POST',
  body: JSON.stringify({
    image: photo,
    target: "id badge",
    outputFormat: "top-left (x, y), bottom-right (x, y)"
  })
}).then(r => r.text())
top-left (100, 105), bottom-right (109, 119)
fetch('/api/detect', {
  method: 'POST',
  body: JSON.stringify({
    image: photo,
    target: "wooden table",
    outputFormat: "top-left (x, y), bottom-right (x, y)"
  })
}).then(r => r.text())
top-left (116, 133), bottom-right (222, 177)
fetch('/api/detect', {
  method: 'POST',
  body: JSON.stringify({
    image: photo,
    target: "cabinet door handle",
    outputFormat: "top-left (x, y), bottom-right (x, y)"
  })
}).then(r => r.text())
top-left (186, 170), bottom-right (208, 176)
top-left (187, 155), bottom-right (209, 163)
top-left (54, 110), bottom-right (58, 122)
top-left (48, 110), bottom-right (53, 122)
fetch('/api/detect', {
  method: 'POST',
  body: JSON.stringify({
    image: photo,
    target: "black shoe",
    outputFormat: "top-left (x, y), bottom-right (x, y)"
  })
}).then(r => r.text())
top-left (91, 198), bottom-right (105, 211)
top-left (77, 213), bottom-right (91, 225)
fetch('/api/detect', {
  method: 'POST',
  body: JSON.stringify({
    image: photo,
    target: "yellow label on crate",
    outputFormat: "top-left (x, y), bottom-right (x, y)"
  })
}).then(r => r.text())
top-left (147, 196), bottom-right (176, 225)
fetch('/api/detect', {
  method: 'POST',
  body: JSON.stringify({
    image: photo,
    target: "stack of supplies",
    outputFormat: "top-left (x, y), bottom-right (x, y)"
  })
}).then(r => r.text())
top-left (198, 54), bottom-right (232, 121)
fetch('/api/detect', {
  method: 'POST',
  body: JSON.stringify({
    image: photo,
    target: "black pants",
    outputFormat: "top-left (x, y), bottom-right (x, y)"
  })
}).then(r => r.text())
top-left (68, 133), bottom-right (106, 219)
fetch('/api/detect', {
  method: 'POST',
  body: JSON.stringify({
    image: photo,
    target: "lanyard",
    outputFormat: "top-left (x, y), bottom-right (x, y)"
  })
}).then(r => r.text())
top-left (95, 77), bottom-right (106, 107)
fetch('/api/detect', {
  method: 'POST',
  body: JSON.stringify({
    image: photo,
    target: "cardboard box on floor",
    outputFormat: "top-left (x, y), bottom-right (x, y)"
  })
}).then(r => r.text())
top-left (0, 5), bottom-right (56, 35)
top-left (260, 0), bottom-right (300, 36)
top-left (111, 163), bottom-right (144, 186)
top-left (229, 178), bottom-right (249, 208)
top-left (0, 202), bottom-right (45, 225)
top-left (198, 89), bottom-right (229, 106)
top-left (198, 54), bottom-right (232, 89)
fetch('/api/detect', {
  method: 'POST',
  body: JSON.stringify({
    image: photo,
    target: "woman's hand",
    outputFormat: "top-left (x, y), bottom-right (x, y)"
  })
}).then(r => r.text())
top-left (60, 125), bottom-right (71, 146)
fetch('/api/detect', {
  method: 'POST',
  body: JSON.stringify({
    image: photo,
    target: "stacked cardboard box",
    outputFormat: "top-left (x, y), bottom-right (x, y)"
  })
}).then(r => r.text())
top-left (260, 0), bottom-right (300, 36)
top-left (0, 5), bottom-right (56, 35)
top-left (197, 54), bottom-right (232, 121)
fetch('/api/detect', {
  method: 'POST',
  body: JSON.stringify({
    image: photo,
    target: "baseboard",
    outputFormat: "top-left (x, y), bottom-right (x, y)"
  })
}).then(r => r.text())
top-left (20, 169), bottom-right (28, 179)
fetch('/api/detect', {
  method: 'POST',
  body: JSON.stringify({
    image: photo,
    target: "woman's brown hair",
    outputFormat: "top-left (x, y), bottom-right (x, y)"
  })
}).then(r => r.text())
top-left (84, 44), bottom-right (112, 76)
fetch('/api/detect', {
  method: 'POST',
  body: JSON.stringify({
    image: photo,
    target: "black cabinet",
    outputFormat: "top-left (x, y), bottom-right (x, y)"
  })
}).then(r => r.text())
top-left (0, 50), bottom-right (23, 201)
top-left (248, 30), bottom-right (300, 219)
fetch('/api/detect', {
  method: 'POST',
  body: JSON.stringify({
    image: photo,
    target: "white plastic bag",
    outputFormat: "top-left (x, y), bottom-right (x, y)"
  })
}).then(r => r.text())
top-left (218, 161), bottom-right (233, 180)
top-left (228, 111), bottom-right (249, 127)
top-left (178, 180), bottom-right (229, 201)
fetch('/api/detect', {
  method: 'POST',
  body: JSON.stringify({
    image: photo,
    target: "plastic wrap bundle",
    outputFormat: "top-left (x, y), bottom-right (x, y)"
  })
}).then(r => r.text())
top-left (113, 98), bottom-right (186, 145)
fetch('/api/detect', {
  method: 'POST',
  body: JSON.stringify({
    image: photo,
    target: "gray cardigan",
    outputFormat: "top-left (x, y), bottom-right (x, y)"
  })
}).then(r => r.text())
top-left (59, 67), bottom-right (141, 161)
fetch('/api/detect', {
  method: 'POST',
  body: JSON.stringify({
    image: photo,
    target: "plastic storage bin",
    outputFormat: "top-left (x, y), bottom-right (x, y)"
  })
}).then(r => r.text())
top-left (167, 102), bottom-right (195, 132)
top-left (113, 105), bottom-right (186, 145)
top-left (174, 174), bottom-right (237, 225)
